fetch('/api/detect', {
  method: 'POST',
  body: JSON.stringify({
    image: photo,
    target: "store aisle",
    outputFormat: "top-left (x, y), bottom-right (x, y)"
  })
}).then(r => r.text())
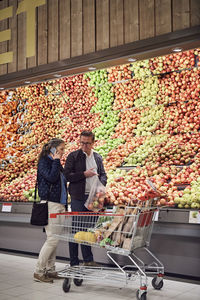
top-left (0, 252), bottom-right (199, 300)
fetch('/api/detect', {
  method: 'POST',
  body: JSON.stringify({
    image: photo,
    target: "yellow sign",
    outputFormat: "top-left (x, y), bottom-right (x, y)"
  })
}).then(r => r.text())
top-left (0, 0), bottom-right (46, 65)
top-left (0, 6), bottom-right (13, 64)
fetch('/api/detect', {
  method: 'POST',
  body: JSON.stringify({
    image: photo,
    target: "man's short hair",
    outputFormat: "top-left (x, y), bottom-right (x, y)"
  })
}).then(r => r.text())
top-left (80, 131), bottom-right (95, 142)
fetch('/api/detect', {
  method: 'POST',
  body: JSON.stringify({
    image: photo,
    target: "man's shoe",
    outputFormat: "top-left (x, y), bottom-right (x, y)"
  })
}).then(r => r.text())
top-left (33, 273), bottom-right (53, 283)
top-left (47, 271), bottom-right (63, 279)
top-left (83, 261), bottom-right (100, 267)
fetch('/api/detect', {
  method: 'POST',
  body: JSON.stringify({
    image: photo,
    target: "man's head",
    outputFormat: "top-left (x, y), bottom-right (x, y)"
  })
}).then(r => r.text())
top-left (80, 131), bottom-right (95, 155)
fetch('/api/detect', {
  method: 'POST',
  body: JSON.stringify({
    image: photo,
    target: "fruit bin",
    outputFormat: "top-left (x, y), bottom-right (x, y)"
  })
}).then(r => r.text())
top-left (50, 206), bottom-right (164, 300)
top-left (1, 49), bottom-right (200, 209)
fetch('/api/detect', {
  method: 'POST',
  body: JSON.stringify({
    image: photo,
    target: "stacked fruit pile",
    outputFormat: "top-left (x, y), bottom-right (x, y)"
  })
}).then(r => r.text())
top-left (124, 134), bottom-right (168, 166)
top-left (0, 48), bottom-right (200, 210)
top-left (149, 50), bottom-right (196, 74)
top-left (112, 79), bottom-right (142, 110)
top-left (155, 100), bottom-right (200, 134)
top-left (107, 64), bottom-right (132, 82)
top-left (60, 74), bottom-right (101, 142)
top-left (106, 169), bottom-right (160, 206)
top-left (0, 172), bottom-right (36, 202)
top-left (156, 69), bottom-right (200, 104)
top-left (103, 137), bottom-right (145, 171)
top-left (130, 59), bottom-right (151, 79)
top-left (134, 105), bottom-right (164, 136)
top-left (145, 134), bottom-right (198, 166)
top-left (134, 77), bottom-right (159, 107)
top-left (174, 177), bottom-right (200, 209)
top-left (111, 109), bottom-right (141, 141)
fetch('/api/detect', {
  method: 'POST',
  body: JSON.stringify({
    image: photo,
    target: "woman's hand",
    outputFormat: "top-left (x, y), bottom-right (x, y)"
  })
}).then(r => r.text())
top-left (52, 150), bottom-right (62, 160)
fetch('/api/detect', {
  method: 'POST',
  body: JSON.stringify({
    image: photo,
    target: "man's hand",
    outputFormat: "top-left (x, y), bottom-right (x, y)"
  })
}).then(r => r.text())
top-left (84, 168), bottom-right (98, 178)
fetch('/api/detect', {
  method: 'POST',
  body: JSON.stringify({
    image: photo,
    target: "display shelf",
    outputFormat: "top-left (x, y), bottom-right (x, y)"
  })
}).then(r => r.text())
top-left (0, 204), bottom-right (199, 279)
top-left (175, 184), bottom-right (190, 190)
top-left (157, 208), bottom-right (199, 224)
top-left (153, 220), bottom-right (200, 238)
top-left (95, 62), bottom-right (199, 88)
top-left (0, 202), bottom-right (32, 223)
top-left (0, 202), bottom-right (32, 215)
top-left (118, 165), bottom-right (137, 170)
top-left (1, 50), bottom-right (200, 208)
top-left (0, 202), bottom-right (199, 226)
top-left (0, 213), bottom-right (31, 223)
top-left (118, 164), bottom-right (193, 172)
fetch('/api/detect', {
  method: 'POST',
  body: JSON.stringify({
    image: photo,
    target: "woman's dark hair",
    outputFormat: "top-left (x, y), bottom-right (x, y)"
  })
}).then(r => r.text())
top-left (80, 130), bottom-right (95, 142)
top-left (38, 138), bottom-right (65, 162)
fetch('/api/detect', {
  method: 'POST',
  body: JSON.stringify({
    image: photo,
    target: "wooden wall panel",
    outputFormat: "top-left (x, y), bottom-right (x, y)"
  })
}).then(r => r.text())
top-left (71, 0), bottom-right (82, 57)
top-left (8, 0), bottom-right (17, 73)
top-left (96, 0), bottom-right (109, 51)
top-left (38, 1), bottom-right (47, 66)
top-left (59, 0), bottom-right (70, 60)
top-left (0, 0), bottom-right (8, 75)
top-left (48, 0), bottom-right (58, 63)
top-left (173, 0), bottom-right (190, 31)
top-left (110, 0), bottom-right (124, 47)
top-left (155, 0), bottom-right (172, 35)
top-left (124, 0), bottom-right (139, 44)
top-left (83, 0), bottom-right (95, 54)
top-left (140, 0), bottom-right (155, 39)
top-left (0, 0), bottom-right (200, 77)
top-left (27, 7), bottom-right (37, 69)
top-left (191, 0), bottom-right (200, 26)
top-left (17, 0), bottom-right (26, 71)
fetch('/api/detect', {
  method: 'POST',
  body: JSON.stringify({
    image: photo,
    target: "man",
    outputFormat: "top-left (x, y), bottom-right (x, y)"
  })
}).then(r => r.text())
top-left (64, 130), bottom-right (107, 267)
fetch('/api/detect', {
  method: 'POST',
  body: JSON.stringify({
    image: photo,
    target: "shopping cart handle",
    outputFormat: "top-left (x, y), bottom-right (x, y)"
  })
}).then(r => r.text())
top-left (50, 207), bottom-right (158, 218)
top-left (50, 211), bottom-right (124, 218)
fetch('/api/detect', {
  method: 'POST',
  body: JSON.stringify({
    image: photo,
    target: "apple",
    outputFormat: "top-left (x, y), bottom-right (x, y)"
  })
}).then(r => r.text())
top-left (107, 64), bottom-right (132, 82)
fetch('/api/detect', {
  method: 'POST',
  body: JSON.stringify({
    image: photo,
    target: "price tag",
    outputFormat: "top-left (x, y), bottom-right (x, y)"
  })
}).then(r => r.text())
top-left (2, 203), bottom-right (12, 212)
top-left (153, 210), bottom-right (159, 221)
top-left (189, 211), bottom-right (200, 224)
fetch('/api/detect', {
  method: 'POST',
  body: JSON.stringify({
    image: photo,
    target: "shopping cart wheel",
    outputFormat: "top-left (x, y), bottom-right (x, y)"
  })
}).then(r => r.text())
top-left (136, 289), bottom-right (147, 300)
top-left (73, 278), bottom-right (83, 286)
top-left (63, 278), bottom-right (71, 293)
top-left (152, 276), bottom-right (164, 290)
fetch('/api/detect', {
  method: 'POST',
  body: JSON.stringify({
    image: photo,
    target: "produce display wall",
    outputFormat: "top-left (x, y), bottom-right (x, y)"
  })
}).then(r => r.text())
top-left (1, 49), bottom-right (200, 212)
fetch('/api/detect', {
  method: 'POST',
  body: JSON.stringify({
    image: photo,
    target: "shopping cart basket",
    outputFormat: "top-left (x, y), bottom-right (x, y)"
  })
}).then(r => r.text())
top-left (50, 206), bottom-right (164, 300)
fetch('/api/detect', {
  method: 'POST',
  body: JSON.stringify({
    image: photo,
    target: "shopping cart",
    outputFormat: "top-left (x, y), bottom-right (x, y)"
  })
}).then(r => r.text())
top-left (50, 206), bottom-right (164, 300)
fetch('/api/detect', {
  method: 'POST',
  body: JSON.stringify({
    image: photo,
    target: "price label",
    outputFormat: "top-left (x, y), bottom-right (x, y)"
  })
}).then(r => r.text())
top-left (153, 210), bottom-right (159, 221)
top-left (2, 203), bottom-right (12, 212)
top-left (189, 211), bottom-right (200, 224)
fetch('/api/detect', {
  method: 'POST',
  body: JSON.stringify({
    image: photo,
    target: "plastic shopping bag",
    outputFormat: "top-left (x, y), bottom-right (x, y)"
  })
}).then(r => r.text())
top-left (85, 176), bottom-right (106, 211)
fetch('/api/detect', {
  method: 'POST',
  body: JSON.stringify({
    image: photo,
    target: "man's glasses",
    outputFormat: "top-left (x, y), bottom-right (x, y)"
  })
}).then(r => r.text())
top-left (80, 141), bottom-right (92, 146)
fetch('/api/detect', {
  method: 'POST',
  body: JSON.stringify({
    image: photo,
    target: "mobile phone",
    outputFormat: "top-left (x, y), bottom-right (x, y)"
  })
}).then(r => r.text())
top-left (50, 147), bottom-right (56, 155)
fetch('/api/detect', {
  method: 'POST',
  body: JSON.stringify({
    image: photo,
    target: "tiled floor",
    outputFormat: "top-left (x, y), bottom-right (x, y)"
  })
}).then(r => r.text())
top-left (0, 252), bottom-right (199, 300)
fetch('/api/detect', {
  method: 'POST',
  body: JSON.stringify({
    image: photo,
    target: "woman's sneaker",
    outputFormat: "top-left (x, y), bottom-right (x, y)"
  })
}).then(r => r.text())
top-left (47, 271), bottom-right (63, 279)
top-left (33, 273), bottom-right (53, 283)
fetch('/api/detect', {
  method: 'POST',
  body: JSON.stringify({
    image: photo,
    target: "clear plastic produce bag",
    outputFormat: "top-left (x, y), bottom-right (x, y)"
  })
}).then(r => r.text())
top-left (85, 176), bottom-right (106, 211)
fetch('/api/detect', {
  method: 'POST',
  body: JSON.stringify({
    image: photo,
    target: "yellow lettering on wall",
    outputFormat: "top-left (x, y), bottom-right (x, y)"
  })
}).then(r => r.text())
top-left (0, 6), bottom-right (13, 21)
top-left (0, 29), bottom-right (11, 43)
top-left (16, 0), bottom-right (46, 58)
top-left (0, 6), bottom-right (13, 65)
top-left (0, 52), bottom-right (13, 64)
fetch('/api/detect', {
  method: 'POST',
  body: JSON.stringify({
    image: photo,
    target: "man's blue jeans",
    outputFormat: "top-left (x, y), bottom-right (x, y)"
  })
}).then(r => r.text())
top-left (69, 195), bottom-right (93, 266)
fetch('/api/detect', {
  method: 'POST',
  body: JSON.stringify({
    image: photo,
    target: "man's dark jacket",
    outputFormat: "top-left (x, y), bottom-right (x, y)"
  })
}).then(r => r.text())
top-left (64, 149), bottom-right (107, 201)
top-left (37, 156), bottom-right (67, 205)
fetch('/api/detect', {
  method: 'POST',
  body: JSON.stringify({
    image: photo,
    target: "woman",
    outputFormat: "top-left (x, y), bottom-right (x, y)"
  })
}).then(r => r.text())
top-left (34, 138), bottom-right (67, 283)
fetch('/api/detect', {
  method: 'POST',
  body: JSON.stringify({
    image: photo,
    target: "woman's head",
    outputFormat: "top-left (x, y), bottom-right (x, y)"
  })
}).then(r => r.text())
top-left (38, 138), bottom-right (65, 161)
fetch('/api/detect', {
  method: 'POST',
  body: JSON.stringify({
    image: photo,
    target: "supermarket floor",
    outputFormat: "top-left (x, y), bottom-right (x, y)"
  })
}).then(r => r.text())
top-left (0, 252), bottom-right (199, 300)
